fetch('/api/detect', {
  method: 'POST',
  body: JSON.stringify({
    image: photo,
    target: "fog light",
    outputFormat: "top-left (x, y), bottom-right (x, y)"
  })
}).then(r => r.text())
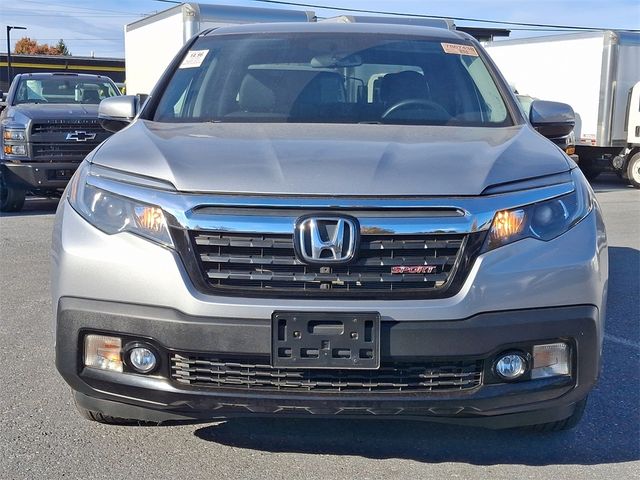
top-left (532, 342), bottom-right (570, 379)
top-left (84, 334), bottom-right (122, 372)
top-left (495, 353), bottom-right (527, 380)
top-left (128, 346), bottom-right (157, 373)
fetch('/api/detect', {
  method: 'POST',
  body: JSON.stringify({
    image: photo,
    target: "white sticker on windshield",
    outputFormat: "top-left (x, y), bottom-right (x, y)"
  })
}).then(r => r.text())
top-left (179, 50), bottom-right (209, 69)
top-left (441, 43), bottom-right (478, 57)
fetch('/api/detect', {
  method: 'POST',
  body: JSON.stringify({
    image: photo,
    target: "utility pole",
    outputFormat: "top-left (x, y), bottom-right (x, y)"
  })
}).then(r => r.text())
top-left (6, 25), bottom-right (27, 88)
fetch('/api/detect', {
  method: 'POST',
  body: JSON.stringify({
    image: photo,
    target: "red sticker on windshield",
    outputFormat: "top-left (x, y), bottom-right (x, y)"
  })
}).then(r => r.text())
top-left (441, 43), bottom-right (479, 57)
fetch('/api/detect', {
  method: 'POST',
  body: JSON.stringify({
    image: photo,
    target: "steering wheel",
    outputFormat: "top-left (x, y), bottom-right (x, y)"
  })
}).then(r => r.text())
top-left (381, 99), bottom-right (450, 120)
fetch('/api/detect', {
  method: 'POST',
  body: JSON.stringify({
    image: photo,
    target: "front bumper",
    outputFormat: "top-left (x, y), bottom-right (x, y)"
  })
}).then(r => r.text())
top-left (56, 297), bottom-right (599, 427)
top-left (3, 162), bottom-right (78, 189)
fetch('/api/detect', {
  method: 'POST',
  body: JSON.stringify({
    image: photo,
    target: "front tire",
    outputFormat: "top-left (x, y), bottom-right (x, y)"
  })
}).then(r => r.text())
top-left (0, 172), bottom-right (26, 212)
top-left (524, 397), bottom-right (587, 432)
top-left (627, 152), bottom-right (640, 188)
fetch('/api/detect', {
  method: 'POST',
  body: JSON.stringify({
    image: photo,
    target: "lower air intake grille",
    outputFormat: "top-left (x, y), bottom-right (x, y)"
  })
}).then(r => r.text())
top-left (171, 354), bottom-right (483, 393)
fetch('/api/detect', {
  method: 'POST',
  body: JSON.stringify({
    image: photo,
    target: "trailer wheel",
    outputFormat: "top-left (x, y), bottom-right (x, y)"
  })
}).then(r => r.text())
top-left (627, 153), bottom-right (640, 188)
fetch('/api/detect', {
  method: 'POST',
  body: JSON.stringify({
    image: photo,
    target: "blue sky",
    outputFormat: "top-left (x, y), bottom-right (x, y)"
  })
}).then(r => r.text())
top-left (2, 0), bottom-right (639, 57)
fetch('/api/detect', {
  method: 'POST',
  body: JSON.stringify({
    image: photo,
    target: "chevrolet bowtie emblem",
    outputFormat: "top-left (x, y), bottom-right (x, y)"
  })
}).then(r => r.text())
top-left (66, 130), bottom-right (96, 142)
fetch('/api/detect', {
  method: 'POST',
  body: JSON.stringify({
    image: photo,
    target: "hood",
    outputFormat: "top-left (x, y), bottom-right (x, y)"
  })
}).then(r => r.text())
top-left (8, 103), bottom-right (99, 122)
top-left (91, 121), bottom-right (571, 196)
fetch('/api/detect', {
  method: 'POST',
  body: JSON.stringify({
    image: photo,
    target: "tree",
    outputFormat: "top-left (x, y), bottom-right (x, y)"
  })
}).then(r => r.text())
top-left (14, 37), bottom-right (70, 55)
top-left (55, 39), bottom-right (71, 56)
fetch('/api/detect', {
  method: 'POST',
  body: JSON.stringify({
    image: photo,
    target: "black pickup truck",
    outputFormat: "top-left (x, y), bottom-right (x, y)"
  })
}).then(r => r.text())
top-left (0, 72), bottom-right (120, 211)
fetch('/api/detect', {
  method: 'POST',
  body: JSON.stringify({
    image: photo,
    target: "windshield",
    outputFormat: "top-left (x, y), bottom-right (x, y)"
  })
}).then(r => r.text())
top-left (153, 33), bottom-right (512, 127)
top-left (14, 77), bottom-right (119, 105)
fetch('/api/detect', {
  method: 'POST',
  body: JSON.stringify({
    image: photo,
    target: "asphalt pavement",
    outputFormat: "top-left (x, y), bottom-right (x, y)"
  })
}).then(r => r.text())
top-left (1, 175), bottom-right (638, 480)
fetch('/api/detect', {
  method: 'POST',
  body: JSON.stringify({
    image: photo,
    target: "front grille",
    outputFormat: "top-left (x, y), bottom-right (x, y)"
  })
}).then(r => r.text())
top-left (187, 230), bottom-right (483, 299)
top-left (171, 354), bottom-right (483, 393)
top-left (31, 119), bottom-right (104, 135)
top-left (32, 143), bottom-right (98, 161)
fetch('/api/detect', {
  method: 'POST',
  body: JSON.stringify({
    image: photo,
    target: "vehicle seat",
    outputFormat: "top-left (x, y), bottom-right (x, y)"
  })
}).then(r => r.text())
top-left (81, 89), bottom-right (101, 104)
top-left (380, 71), bottom-right (430, 105)
top-left (295, 72), bottom-right (346, 105)
top-left (291, 72), bottom-right (346, 119)
top-left (237, 72), bottom-right (276, 113)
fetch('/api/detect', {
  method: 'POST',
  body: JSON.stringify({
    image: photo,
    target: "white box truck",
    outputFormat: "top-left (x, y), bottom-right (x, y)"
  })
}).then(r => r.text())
top-left (125, 2), bottom-right (314, 97)
top-left (485, 31), bottom-right (640, 187)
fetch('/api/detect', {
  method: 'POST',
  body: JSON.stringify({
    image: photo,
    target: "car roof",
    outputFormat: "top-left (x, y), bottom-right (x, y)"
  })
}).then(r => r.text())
top-left (204, 21), bottom-right (470, 42)
top-left (16, 72), bottom-right (111, 81)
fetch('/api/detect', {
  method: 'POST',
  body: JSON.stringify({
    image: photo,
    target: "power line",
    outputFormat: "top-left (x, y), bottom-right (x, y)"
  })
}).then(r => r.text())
top-left (249, 0), bottom-right (639, 32)
top-left (19, 0), bottom-right (151, 16)
top-left (7, 13), bottom-right (146, 17)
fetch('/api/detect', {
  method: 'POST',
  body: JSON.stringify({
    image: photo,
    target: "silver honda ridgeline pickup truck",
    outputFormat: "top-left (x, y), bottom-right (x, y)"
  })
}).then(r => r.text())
top-left (52, 23), bottom-right (608, 431)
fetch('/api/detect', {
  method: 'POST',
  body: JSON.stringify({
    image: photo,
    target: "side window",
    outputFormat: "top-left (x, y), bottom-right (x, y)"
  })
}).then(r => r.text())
top-left (461, 56), bottom-right (508, 122)
top-left (154, 50), bottom-right (218, 121)
top-left (155, 72), bottom-right (196, 120)
top-left (172, 81), bottom-right (192, 117)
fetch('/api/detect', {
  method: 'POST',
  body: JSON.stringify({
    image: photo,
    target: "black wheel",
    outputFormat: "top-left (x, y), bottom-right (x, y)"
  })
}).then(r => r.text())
top-left (627, 152), bottom-right (640, 188)
top-left (0, 172), bottom-right (26, 212)
top-left (581, 167), bottom-right (602, 181)
top-left (74, 398), bottom-right (157, 426)
top-left (524, 398), bottom-right (587, 433)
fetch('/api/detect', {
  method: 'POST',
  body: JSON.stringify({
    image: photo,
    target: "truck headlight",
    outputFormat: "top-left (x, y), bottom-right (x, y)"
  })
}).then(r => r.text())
top-left (2, 127), bottom-right (27, 157)
top-left (68, 162), bottom-right (173, 247)
top-left (484, 170), bottom-right (594, 251)
top-left (3, 144), bottom-right (26, 156)
top-left (3, 128), bottom-right (26, 141)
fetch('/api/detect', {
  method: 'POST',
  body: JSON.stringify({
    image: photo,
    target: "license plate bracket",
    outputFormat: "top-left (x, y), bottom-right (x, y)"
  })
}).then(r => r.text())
top-left (271, 311), bottom-right (380, 369)
top-left (49, 169), bottom-right (74, 180)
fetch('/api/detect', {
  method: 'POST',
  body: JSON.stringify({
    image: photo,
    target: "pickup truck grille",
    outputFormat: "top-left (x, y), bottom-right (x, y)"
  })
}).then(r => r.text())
top-left (28, 119), bottom-right (109, 162)
top-left (32, 143), bottom-right (97, 161)
top-left (171, 354), bottom-right (483, 393)
top-left (31, 119), bottom-right (104, 135)
top-left (186, 230), bottom-right (483, 299)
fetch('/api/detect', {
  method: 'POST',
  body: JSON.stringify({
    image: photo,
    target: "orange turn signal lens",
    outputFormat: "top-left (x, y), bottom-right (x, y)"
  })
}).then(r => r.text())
top-left (134, 206), bottom-right (166, 233)
top-left (487, 209), bottom-right (526, 250)
top-left (492, 210), bottom-right (526, 237)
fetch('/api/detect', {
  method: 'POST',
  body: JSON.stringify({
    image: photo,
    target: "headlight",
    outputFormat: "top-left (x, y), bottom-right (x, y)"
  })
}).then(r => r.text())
top-left (3, 144), bottom-right (27, 156)
top-left (68, 162), bottom-right (173, 247)
top-left (484, 170), bottom-right (593, 252)
top-left (2, 127), bottom-right (27, 157)
top-left (2, 128), bottom-right (26, 141)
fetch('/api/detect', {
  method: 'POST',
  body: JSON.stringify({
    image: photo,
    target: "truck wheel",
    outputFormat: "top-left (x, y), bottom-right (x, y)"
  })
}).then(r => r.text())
top-left (0, 173), bottom-right (26, 212)
top-left (74, 399), bottom-right (157, 426)
top-left (524, 398), bottom-right (587, 433)
top-left (627, 153), bottom-right (640, 188)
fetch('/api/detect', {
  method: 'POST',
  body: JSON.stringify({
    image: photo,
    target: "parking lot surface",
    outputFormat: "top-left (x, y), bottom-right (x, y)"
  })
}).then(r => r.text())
top-left (1, 175), bottom-right (638, 480)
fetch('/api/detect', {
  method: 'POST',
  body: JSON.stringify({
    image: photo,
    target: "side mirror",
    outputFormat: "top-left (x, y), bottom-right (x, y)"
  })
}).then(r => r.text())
top-left (530, 100), bottom-right (575, 139)
top-left (99, 95), bottom-right (138, 132)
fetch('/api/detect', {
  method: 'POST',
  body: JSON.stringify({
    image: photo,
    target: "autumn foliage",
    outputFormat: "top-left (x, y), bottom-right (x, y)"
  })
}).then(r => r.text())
top-left (14, 37), bottom-right (71, 55)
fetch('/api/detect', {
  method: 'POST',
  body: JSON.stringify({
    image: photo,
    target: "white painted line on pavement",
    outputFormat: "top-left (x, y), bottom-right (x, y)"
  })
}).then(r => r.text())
top-left (604, 334), bottom-right (640, 350)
